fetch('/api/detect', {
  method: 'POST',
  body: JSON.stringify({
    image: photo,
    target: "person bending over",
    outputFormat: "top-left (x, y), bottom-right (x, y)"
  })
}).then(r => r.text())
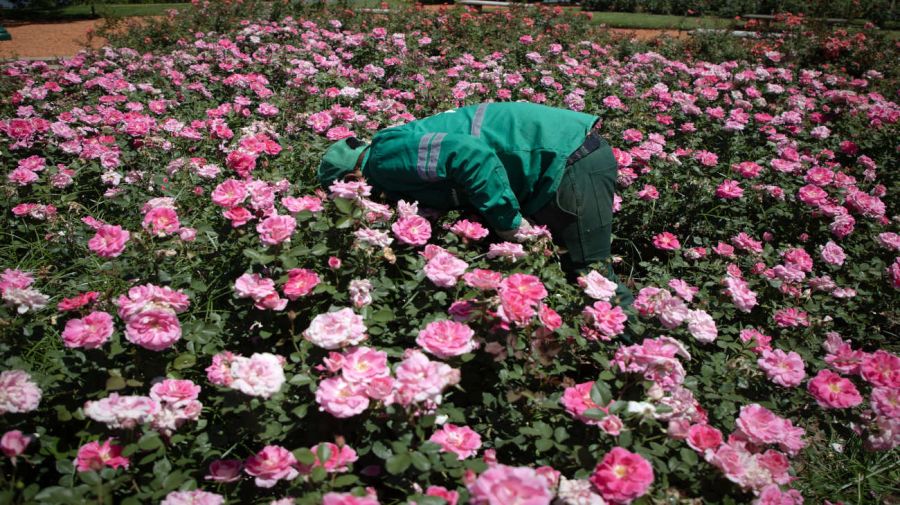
top-left (317, 101), bottom-right (633, 308)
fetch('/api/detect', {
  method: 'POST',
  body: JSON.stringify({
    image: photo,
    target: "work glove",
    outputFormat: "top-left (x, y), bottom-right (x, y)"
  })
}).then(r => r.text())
top-left (496, 218), bottom-right (534, 243)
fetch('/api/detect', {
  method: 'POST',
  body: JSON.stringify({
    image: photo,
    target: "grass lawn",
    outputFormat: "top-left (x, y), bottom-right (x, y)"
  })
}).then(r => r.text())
top-left (586, 11), bottom-right (733, 30)
top-left (0, 2), bottom-right (188, 21)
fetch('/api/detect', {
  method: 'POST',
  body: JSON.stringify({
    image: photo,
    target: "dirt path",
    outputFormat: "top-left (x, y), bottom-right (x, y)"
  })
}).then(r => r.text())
top-left (0, 16), bottom-right (684, 60)
top-left (0, 19), bottom-right (106, 60)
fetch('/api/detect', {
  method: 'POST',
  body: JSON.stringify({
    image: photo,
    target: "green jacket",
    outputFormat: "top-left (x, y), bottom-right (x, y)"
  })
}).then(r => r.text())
top-left (361, 102), bottom-right (599, 231)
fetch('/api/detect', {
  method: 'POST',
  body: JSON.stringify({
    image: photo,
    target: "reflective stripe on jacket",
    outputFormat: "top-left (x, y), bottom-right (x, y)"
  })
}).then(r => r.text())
top-left (361, 102), bottom-right (599, 231)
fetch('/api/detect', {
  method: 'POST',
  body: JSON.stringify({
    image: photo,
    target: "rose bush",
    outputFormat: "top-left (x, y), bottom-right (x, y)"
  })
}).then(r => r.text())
top-left (0, 2), bottom-right (898, 504)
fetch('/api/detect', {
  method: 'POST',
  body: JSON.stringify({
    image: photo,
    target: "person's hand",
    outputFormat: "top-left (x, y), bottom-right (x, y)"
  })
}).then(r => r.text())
top-left (496, 218), bottom-right (533, 242)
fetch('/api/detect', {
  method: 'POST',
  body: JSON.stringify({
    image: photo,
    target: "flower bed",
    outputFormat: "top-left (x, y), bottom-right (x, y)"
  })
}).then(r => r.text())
top-left (0, 4), bottom-right (898, 504)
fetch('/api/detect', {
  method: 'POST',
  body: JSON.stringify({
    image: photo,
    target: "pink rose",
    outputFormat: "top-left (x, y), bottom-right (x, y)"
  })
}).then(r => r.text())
top-left (0, 370), bottom-right (41, 414)
top-left (211, 179), bottom-right (247, 208)
top-left (392, 215), bottom-right (432, 246)
top-left (652, 232), bottom-right (681, 251)
top-left (88, 224), bottom-right (130, 258)
top-left (424, 251), bottom-right (468, 288)
top-left (315, 376), bottom-right (370, 418)
top-left (463, 269), bottom-right (502, 290)
top-left (450, 219), bottom-right (489, 241)
top-left (61, 311), bottom-right (114, 349)
top-left (589, 447), bottom-right (654, 504)
top-left (429, 424), bottom-right (482, 459)
top-left (578, 270), bottom-right (617, 301)
top-left (808, 369), bottom-right (863, 409)
top-left (282, 268), bottom-right (320, 300)
top-left (758, 349), bottom-right (806, 387)
top-left (230, 353), bottom-right (286, 398)
top-left (322, 492), bottom-right (380, 505)
top-left (417, 320), bottom-right (477, 358)
top-left (304, 308), bottom-right (367, 350)
top-left (75, 439), bottom-right (129, 472)
top-left (244, 445), bottom-right (299, 488)
top-left (257, 214), bottom-right (296, 246)
top-left (161, 490), bottom-right (225, 505)
top-left (1, 430), bottom-right (31, 459)
top-left (300, 442), bottom-right (358, 474)
top-left (581, 301), bottom-right (627, 341)
top-left (686, 424), bottom-right (723, 452)
top-left (142, 207), bottom-right (181, 237)
top-left (468, 464), bottom-right (553, 505)
top-left (125, 310), bottom-right (182, 351)
top-left (205, 459), bottom-right (243, 482)
top-left (860, 350), bottom-right (900, 388)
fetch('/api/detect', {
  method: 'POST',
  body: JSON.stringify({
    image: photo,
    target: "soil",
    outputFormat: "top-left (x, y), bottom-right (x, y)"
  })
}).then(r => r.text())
top-left (0, 16), bottom-right (684, 61)
top-left (0, 19), bottom-right (106, 60)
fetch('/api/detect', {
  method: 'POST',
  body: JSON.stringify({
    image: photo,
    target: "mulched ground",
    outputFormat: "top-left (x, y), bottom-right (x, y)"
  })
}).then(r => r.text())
top-left (0, 17), bottom-right (684, 60)
top-left (0, 19), bottom-right (108, 59)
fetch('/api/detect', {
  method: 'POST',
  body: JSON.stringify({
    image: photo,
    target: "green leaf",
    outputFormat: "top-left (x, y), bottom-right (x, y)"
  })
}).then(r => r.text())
top-left (410, 451), bottom-right (431, 471)
top-left (582, 408), bottom-right (608, 421)
top-left (372, 441), bottom-right (392, 459)
top-left (138, 432), bottom-right (163, 451)
top-left (680, 447), bottom-right (698, 465)
top-left (105, 376), bottom-right (126, 391)
top-left (317, 443), bottom-right (332, 464)
top-left (310, 465), bottom-right (328, 482)
top-left (371, 308), bottom-right (395, 322)
top-left (294, 448), bottom-right (316, 466)
top-left (535, 438), bottom-right (554, 452)
top-left (386, 453), bottom-right (411, 475)
top-left (332, 474), bottom-right (358, 487)
top-left (333, 197), bottom-right (354, 214)
top-left (173, 352), bottom-right (196, 370)
top-left (590, 379), bottom-right (612, 406)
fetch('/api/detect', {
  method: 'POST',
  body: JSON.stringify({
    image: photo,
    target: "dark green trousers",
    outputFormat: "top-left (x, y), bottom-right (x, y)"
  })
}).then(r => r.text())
top-left (531, 135), bottom-right (634, 309)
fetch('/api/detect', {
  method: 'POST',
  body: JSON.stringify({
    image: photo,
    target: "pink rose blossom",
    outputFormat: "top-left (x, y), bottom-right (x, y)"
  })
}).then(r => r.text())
top-left (392, 215), bottom-right (432, 246)
top-left (230, 353), bottom-right (286, 398)
top-left (871, 387), bottom-right (900, 419)
top-left (125, 310), bottom-right (182, 351)
top-left (322, 492), bottom-right (380, 505)
top-left (753, 485), bottom-right (804, 505)
top-left (808, 369), bottom-right (863, 409)
top-left (244, 445), bottom-right (299, 488)
top-left (468, 464), bottom-right (553, 505)
top-left (686, 424), bottom-right (723, 452)
top-left (487, 242), bottom-right (526, 261)
top-left (304, 308), bottom-right (367, 350)
top-left (0, 370), bottom-right (42, 414)
top-left (758, 349), bottom-right (806, 387)
top-left (282, 268), bottom-right (320, 300)
top-left (315, 376), bottom-right (370, 418)
top-left (88, 224), bottom-right (130, 258)
top-left (429, 424), bottom-right (482, 459)
top-left (300, 442), bottom-right (358, 474)
top-left (860, 351), bottom-right (900, 387)
top-left (590, 447), bottom-right (654, 504)
top-left (206, 459), bottom-right (243, 482)
top-left (211, 179), bottom-right (248, 208)
top-left (463, 269), bottom-right (502, 290)
top-left (424, 251), bottom-right (468, 288)
top-left (257, 214), bottom-right (296, 246)
top-left (561, 381), bottom-right (606, 426)
top-left (75, 439), bottom-right (129, 472)
top-left (160, 490), bottom-right (225, 505)
top-left (417, 320), bottom-right (477, 358)
top-left (652, 232), bottom-right (681, 251)
top-left (578, 271), bottom-right (618, 301)
top-left (142, 207), bottom-right (181, 237)
top-left (450, 219), bottom-right (489, 241)
top-left (1, 430), bottom-right (31, 459)
top-left (61, 311), bottom-right (114, 349)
